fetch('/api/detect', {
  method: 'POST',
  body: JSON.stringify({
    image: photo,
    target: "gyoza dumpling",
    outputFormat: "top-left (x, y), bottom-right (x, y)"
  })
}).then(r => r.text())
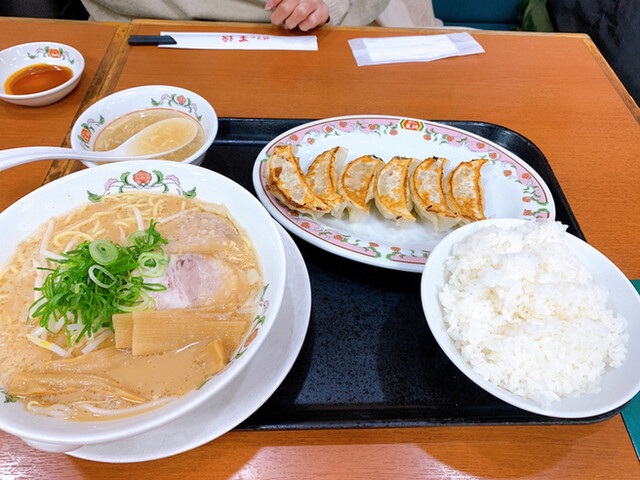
top-left (410, 157), bottom-right (462, 232)
top-left (338, 154), bottom-right (384, 222)
top-left (374, 156), bottom-right (419, 228)
top-left (306, 146), bottom-right (348, 217)
top-left (266, 144), bottom-right (331, 217)
top-left (444, 159), bottom-right (487, 222)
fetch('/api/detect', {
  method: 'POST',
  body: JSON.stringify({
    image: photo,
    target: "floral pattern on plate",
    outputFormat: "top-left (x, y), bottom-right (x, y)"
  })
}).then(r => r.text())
top-left (252, 115), bottom-right (556, 272)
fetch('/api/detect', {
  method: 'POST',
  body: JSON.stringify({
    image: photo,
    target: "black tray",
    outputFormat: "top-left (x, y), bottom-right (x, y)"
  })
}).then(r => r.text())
top-left (201, 118), bottom-right (615, 430)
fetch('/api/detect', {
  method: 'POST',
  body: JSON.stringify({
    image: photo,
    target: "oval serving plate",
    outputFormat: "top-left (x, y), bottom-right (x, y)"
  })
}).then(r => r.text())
top-left (252, 115), bottom-right (556, 273)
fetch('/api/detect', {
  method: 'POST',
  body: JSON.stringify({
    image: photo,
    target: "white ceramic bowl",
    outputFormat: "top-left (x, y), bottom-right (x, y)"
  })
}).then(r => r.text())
top-left (0, 160), bottom-right (286, 452)
top-left (70, 85), bottom-right (218, 168)
top-left (421, 218), bottom-right (640, 418)
top-left (0, 42), bottom-right (84, 106)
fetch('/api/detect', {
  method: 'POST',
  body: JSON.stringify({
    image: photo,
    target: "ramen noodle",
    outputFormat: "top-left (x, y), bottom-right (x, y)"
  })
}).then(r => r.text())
top-left (0, 192), bottom-right (262, 421)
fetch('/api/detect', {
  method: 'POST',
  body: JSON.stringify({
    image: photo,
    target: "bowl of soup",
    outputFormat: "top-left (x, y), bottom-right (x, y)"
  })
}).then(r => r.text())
top-left (0, 42), bottom-right (84, 107)
top-left (70, 85), bottom-right (218, 167)
top-left (0, 160), bottom-right (286, 453)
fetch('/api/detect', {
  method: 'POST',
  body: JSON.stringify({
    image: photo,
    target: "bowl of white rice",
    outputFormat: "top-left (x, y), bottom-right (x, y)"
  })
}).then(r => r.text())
top-left (421, 218), bottom-right (640, 418)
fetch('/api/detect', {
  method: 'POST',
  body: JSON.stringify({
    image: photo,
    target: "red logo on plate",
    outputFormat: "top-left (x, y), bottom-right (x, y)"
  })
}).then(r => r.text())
top-left (400, 119), bottom-right (422, 131)
top-left (80, 128), bottom-right (91, 143)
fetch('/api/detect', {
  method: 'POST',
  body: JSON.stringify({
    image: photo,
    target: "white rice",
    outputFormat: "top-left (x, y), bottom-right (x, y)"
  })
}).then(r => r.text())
top-left (439, 220), bottom-right (628, 407)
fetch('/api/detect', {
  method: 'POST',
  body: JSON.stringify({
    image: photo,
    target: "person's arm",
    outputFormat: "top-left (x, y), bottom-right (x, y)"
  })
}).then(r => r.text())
top-left (267, 0), bottom-right (331, 31)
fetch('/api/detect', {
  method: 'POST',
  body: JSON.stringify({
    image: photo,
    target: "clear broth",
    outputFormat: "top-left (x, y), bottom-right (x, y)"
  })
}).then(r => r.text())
top-left (94, 109), bottom-right (205, 161)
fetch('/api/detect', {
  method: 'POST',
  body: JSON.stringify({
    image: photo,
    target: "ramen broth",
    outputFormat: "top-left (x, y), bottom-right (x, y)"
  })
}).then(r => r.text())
top-left (0, 192), bottom-right (262, 421)
top-left (94, 109), bottom-right (205, 161)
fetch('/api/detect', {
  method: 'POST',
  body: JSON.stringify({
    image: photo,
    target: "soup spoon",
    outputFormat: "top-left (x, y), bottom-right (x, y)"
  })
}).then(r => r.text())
top-left (0, 117), bottom-right (199, 172)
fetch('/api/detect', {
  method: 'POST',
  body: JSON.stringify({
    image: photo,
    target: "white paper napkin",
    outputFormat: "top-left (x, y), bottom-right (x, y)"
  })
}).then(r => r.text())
top-left (158, 32), bottom-right (318, 51)
top-left (348, 32), bottom-right (484, 66)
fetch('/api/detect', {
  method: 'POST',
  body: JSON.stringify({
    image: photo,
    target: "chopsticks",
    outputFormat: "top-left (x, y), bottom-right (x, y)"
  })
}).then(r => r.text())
top-left (128, 35), bottom-right (177, 46)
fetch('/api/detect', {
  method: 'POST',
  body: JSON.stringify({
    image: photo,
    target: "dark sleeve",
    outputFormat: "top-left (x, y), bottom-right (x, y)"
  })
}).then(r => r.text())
top-left (547, 0), bottom-right (640, 105)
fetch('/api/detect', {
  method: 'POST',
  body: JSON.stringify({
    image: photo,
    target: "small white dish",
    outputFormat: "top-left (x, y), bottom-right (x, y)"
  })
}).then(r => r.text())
top-left (0, 160), bottom-right (286, 452)
top-left (0, 42), bottom-right (84, 106)
top-left (253, 115), bottom-right (555, 273)
top-left (68, 223), bottom-right (311, 463)
top-left (70, 85), bottom-right (218, 168)
top-left (421, 218), bottom-right (640, 418)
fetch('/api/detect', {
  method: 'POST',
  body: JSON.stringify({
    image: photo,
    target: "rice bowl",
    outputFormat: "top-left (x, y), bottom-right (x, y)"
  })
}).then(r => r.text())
top-left (421, 218), bottom-right (640, 418)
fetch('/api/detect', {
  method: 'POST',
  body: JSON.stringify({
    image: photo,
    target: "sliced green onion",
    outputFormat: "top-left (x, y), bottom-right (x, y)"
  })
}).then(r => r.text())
top-left (138, 252), bottom-right (168, 277)
top-left (115, 290), bottom-right (154, 312)
top-left (126, 230), bottom-right (148, 247)
top-left (30, 221), bottom-right (168, 342)
top-left (89, 240), bottom-right (118, 265)
top-left (88, 265), bottom-right (116, 288)
top-left (141, 282), bottom-right (168, 292)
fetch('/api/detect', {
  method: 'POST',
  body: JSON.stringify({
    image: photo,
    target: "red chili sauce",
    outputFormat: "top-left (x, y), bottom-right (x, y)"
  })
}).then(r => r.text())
top-left (4, 63), bottom-right (73, 95)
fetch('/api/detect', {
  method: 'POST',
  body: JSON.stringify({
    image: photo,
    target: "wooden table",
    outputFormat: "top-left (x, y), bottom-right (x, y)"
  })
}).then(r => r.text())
top-left (1, 18), bottom-right (639, 479)
top-left (0, 17), bottom-right (128, 212)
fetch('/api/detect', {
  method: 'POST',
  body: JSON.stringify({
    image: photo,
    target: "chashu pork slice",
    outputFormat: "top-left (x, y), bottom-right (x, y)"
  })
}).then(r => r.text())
top-left (266, 144), bottom-right (330, 216)
top-left (148, 253), bottom-right (249, 310)
top-left (157, 209), bottom-right (242, 257)
top-left (374, 156), bottom-right (419, 228)
top-left (410, 157), bottom-right (462, 232)
top-left (444, 159), bottom-right (487, 222)
top-left (338, 154), bottom-right (384, 222)
top-left (305, 146), bottom-right (348, 217)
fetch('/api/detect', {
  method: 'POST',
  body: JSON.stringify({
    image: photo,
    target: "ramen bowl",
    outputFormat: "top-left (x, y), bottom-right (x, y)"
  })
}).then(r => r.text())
top-left (0, 42), bottom-right (84, 106)
top-left (0, 160), bottom-right (286, 453)
top-left (70, 85), bottom-right (218, 168)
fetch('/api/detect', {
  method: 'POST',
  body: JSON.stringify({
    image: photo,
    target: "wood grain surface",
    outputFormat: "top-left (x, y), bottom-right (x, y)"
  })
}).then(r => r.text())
top-left (0, 18), bottom-right (128, 212)
top-left (1, 416), bottom-right (638, 479)
top-left (111, 21), bottom-right (639, 279)
top-left (0, 18), bottom-right (639, 479)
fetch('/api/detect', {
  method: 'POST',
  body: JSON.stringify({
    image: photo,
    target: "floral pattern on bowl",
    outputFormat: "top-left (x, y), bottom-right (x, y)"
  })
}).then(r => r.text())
top-left (77, 116), bottom-right (106, 149)
top-left (76, 94), bottom-right (205, 149)
top-left (0, 42), bottom-right (84, 106)
top-left (87, 169), bottom-right (197, 202)
top-left (253, 115), bottom-right (556, 273)
top-left (70, 85), bottom-right (218, 168)
top-left (27, 45), bottom-right (77, 63)
top-left (151, 93), bottom-right (202, 121)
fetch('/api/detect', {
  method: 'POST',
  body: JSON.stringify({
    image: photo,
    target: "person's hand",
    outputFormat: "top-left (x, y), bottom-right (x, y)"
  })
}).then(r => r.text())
top-left (266, 0), bottom-right (330, 31)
